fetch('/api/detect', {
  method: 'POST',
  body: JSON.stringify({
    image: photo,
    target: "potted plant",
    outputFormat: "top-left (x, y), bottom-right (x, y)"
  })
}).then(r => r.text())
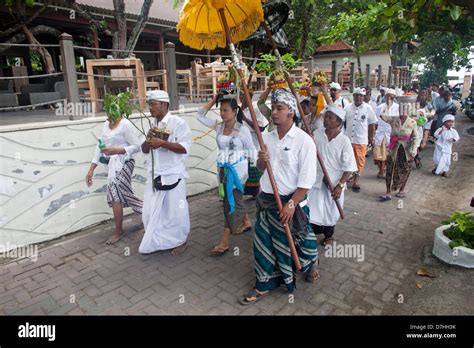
top-left (432, 212), bottom-right (474, 268)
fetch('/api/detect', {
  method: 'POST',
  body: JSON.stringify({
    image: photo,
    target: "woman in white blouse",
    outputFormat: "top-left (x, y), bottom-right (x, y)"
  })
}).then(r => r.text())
top-left (86, 116), bottom-right (143, 244)
top-left (197, 93), bottom-right (257, 255)
top-left (374, 89), bottom-right (398, 178)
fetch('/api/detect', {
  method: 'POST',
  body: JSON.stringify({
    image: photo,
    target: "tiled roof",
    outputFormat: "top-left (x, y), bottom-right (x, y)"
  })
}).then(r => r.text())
top-left (315, 41), bottom-right (353, 53)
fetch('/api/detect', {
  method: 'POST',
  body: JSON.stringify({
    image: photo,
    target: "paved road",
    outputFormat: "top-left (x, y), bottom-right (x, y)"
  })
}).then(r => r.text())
top-left (1, 115), bottom-right (473, 315)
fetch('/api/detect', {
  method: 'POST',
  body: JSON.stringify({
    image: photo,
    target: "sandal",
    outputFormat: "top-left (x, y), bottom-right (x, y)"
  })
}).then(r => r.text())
top-left (306, 260), bottom-right (321, 283)
top-left (352, 185), bottom-right (361, 192)
top-left (376, 173), bottom-right (384, 179)
top-left (211, 246), bottom-right (229, 255)
top-left (239, 289), bottom-right (269, 306)
top-left (233, 225), bottom-right (252, 235)
top-left (395, 192), bottom-right (406, 198)
top-left (379, 195), bottom-right (392, 202)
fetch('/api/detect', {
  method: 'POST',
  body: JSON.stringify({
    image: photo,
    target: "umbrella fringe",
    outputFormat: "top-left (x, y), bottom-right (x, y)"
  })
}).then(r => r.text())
top-left (177, 6), bottom-right (263, 50)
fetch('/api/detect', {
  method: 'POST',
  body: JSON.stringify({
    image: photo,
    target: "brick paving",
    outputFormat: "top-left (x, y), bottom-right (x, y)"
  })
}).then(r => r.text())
top-left (1, 116), bottom-right (473, 315)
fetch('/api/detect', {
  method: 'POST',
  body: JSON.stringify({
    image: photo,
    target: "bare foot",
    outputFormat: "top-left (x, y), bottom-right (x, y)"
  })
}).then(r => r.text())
top-left (171, 241), bottom-right (188, 255)
top-left (106, 233), bottom-right (122, 245)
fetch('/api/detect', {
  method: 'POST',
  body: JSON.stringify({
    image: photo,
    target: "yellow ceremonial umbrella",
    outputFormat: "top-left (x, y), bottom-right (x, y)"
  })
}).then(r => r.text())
top-left (177, 0), bottom-right (303, 270)
top-left (177, 0), bottom-right (264, 50)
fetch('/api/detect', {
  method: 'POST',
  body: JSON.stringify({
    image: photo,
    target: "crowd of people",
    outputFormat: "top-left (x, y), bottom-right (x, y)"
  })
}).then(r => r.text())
top-left (85, 77), bottom-right (460, 305)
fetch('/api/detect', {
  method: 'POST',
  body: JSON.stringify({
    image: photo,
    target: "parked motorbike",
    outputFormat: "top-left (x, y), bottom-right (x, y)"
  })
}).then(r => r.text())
top-left (462, 90), bottom-right (474, 121)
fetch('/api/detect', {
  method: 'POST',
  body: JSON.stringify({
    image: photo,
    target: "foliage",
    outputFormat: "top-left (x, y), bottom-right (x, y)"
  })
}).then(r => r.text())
top-left (442, 212), bottom-right (474, 250)
top-left (254, 53), bottom-right (301, 76)
top-left (410, 31), bottom-right (472, 87)
top-left (30, 51), bottom-right (43, 72)
top-left (104, 92), bottom-right (132, 122)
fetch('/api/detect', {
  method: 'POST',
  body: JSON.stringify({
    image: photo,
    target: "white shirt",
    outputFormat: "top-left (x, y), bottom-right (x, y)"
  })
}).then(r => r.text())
top-left (375, 103), bottom-right (399, 146)
top-left (312, 128), bottom-right (358, 189)
top-left (260, 124), bottom-right (317, 196)
top-left (196, 108), bottom-right (256, 184)
top-left (144, 112), bottom-right (192, 185)
top-left (434, 127), bottom-right (460, 154)
top-left (92, 118), bottom-right (142, 184)
top-left (344, 102), bottom-right (378, 145)
top-left (320, 96), bottom-right (348, 116)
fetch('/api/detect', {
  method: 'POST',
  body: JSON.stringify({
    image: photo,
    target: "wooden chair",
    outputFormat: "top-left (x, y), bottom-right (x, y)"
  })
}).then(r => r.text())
top-left (191, 62), bottom-right (213, 102)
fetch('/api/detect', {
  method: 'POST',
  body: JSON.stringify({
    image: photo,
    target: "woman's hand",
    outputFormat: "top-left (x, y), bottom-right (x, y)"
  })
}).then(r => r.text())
top-left (408, 155), bottom-right (416, 162)
top-left (86, 170), bottom-right (93, 187)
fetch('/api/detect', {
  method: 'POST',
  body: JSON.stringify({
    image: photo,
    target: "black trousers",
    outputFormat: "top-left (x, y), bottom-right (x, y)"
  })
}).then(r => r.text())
top-left (311, 224), bottom-right (335, 240)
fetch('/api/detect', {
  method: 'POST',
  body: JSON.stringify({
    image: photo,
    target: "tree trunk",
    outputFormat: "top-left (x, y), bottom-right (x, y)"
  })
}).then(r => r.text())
top-left (298, 3), bottom-right (313, 59)
top-left (123, 0), bottom-right (153, 57)
top-left (21, 25), bottom-right (56, 74)
top-left (113, 0), bottom-right (127, 58)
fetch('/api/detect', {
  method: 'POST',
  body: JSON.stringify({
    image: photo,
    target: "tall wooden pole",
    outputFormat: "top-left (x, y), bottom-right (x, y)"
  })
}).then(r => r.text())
top-left (219, 9), bottom-right (302, 271)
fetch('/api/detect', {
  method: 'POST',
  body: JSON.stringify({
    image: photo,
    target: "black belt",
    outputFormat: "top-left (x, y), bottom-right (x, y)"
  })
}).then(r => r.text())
top-left (153, 175), bottom-right (181, 191)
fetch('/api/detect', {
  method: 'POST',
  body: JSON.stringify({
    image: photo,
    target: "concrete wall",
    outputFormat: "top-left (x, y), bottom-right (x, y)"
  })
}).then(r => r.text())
top-left (0, 107), bottom-right (220, 251)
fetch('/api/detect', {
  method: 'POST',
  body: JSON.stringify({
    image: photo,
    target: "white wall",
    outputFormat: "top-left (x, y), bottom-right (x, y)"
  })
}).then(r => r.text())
top-left (0, 107), bottom-right (220, 251)
top-left (312, 51), bottom-right (392, 77)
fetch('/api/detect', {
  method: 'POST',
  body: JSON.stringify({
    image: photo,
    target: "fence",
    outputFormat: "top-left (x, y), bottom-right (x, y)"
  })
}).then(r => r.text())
top-left (0, 33), bottom-right (413, 115)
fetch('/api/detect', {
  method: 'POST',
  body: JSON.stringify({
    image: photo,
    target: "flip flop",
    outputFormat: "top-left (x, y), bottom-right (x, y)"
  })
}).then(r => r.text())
top-left (395, 193), bottom-right (406, 198)
top-left (233, 226), bottom-right (252, 235)
top-left (211, 246), bottom-right (229, 256)
top-left (352, 185), bottom-right (361, 192)
top-left (239, 289), bottom-right (269, 306)
top-left (379, 195), bottom-right (392, 202)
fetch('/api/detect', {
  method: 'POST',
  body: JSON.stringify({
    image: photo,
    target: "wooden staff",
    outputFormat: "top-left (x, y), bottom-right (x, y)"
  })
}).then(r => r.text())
top-left (219, 9), bottom-right (302, 270)
top-left (262, 21), bottom-right (345, 220)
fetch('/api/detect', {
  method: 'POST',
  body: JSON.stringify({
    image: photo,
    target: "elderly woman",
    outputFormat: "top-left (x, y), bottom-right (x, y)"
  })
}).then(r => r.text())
top-left (379, 100), bottom-right (422, 201)
top-left (86, 113), bottom-right (143, 244)
top-left (373, 88), bottom-right (398, 178)
top-left (197, 93), bottom-right (257, 255)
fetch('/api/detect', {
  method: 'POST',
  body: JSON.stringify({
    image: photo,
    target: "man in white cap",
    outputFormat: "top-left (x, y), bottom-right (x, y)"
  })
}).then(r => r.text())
top-left (377, 86), bottom-right (386, 105)
top-left (308, 105), bottom-right (357, 246)
top-left (329, 82), bottom-right (348, 109)
top-left (344, 87), bottom-right (377, 192)
top-left (139, 90), bottom-right (192, 255)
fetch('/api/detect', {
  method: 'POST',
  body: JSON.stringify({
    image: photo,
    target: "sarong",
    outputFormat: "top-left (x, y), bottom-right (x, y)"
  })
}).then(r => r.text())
top-left (106, 159), bottom-right (142, 213)
top-left (244, 163), bottom-right (262, 196)
top-left (385, 144), bottom-right (411, 192)
top-left (254, 192), bottom-right (318, 293)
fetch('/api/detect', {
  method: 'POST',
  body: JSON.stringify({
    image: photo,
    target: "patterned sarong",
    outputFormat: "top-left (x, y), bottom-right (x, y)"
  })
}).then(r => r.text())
top-left (253, 192), bottom-right (318, 293)
top-left (244, 163), bottom-right (262, 196)
top-left (106, 159), bottom-right (143, 213)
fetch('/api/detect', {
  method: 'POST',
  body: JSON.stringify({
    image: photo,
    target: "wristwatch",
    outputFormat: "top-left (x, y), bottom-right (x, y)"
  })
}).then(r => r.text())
top-left (337, 181), bottom-right (345, 189)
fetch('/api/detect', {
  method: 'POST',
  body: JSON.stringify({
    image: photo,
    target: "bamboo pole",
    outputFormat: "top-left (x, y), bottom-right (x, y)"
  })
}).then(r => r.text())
top-left (219, 9), bottom-right (302, 270)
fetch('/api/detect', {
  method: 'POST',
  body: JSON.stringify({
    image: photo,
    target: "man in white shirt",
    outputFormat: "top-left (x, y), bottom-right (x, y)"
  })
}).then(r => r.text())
top-left (139, 90), bottom-right (192, 256)
top-left (364, 86), bottom-right (378, 113)
top-left (308, 105), bottom-right (357, 246)
top-left (329, 82), bottom-right (349, 109)
top-left (240, 88), bottom-right (318, 305)
top-left (344, 87), bottom-right (377, 192)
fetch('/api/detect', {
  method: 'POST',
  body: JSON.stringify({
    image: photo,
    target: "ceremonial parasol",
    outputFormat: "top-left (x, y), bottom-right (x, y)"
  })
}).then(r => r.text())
top-left (177, 0), bottom-right (303, 270)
